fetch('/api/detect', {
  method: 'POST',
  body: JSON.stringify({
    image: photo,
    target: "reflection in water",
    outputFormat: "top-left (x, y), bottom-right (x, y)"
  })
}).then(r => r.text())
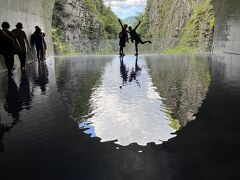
top-left (145, 55), bottom-right (211, 126)
top-left (80, 56), bottom-right (179, 146)
top-left (55, 55), bottom-right (211, 146)
top-left (120, 56), bottom-right (142, 88)
top-left (1, 55), bottom-right (240, 179)
top-left (4, 72), bottom-right (33, 120)
top-left (34, 62), bottom-right (49, 94)
top-left (119, 56), bottom-right (128, 88)
top-left (1, 71), bottom-right (34, 152)
top-left (55, 56), bottom-right (112, 121)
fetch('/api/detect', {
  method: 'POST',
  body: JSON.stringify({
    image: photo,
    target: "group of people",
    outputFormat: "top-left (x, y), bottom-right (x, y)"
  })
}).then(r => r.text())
top-left (118, 19), bottom-right (151, 56)
top-left (0, 22), bottom-right (47, 76)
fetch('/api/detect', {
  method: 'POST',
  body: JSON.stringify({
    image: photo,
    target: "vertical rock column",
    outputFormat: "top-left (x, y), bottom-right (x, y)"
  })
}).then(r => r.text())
top-left (0, 0), bottom-right (55, 71)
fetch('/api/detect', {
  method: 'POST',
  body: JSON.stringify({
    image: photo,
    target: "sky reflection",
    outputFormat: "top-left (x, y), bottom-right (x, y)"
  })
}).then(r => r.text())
top-left (79, 56), bottom-right (179, 146)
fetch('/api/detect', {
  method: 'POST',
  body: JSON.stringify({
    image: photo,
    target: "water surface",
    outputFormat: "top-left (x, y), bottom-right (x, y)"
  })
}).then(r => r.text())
top-left (1, 54), bottom-right (240, 180)
top-left (55, 55), bottom-right (210, 146)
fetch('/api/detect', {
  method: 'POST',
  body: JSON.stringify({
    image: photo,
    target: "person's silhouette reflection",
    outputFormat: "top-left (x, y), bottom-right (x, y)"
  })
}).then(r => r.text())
top-left (19, 71), bottom-right (33, 110)
top-left (34, 62), bottom-right (49, 94)
top-left (1, 72), bottom-right (33, 152)
top-left (129, 56), bottom-right (141, 87)
top-left (120, 56), bottom-right (142, 88)
top-left (120, 56), bottom-right (128, 89)
top-left (4, 77), bottom-right (20, 121)
top-left (4, 72), bottom-right (33, 121)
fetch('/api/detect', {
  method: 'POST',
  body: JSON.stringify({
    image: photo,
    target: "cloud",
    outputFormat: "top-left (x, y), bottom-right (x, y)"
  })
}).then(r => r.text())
top-left (104, 0), bottom-right (147, 18)
top-left (105, 0), bottom-right (146, 6)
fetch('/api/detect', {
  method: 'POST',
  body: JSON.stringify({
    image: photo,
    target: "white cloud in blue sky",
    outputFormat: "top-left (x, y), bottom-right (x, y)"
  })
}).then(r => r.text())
top-left (104, 0), bottom-right (147, 19)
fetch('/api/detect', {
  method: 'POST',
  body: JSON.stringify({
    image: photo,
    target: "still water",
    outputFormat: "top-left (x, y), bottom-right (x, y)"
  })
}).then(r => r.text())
top-left (55, 55), bottom-right (210, 146)
top-left (0, 54), bottom-right (240, 180)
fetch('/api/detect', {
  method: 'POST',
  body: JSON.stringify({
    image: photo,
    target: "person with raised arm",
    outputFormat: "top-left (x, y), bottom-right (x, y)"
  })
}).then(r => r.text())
top-left (118, 19), bottom-right (129, 56)
top-left (128, 21), bottom-right (151, 56)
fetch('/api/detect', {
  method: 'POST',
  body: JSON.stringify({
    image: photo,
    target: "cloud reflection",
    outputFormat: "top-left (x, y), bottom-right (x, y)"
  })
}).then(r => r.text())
top-left (79, 56), bottom-right (178, 146)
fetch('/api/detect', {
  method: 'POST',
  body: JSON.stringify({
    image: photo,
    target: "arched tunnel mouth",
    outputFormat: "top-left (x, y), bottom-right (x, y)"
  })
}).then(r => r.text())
top-left (1, 1), bottom-right (240, 179)
top-left (0, 0), bottom-right (239, 145)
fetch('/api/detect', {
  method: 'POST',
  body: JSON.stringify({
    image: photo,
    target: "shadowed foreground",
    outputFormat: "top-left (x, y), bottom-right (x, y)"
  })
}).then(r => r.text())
top-left (0, 54), bottom-right (240, 180)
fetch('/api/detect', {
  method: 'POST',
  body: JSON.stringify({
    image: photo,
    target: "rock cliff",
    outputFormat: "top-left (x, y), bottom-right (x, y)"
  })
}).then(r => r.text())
top-left (138, 0), bottom-right (214, 53)
top-left (52, 0), bottom-right (119, 54)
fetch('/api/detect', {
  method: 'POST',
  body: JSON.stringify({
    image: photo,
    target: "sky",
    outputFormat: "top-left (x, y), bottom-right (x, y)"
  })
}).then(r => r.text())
top-left (103, 0), bottom-right (147, 19)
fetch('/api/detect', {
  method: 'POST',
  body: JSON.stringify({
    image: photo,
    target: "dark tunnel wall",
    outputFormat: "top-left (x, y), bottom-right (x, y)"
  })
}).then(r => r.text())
top-left (0, 0), bottom-right (240, 71)
top-left (0, 0), bottom-right (55, 71)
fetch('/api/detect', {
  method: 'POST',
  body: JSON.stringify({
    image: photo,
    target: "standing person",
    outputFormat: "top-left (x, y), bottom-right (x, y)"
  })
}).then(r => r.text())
top-left (0, 22), bottom-right (15, 76)
top-left (12, 22), bottom-right (31, 70)
top-left (42, 32), bottom-right (47, 60)
top-left (128, 21), bottom-right (151, 56)
top-left (118, 19), bottom-right (129, 56)
top-left (32, 27), bottom-right (44, 61)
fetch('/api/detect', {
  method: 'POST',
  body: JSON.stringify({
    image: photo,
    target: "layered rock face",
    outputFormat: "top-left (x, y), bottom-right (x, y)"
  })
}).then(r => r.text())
top-left (139, 0), bottom-right (214, 52)
top-left (53, 0), bottom-right (103, 52)
top-left (52, 0), bottom-right (119, 54)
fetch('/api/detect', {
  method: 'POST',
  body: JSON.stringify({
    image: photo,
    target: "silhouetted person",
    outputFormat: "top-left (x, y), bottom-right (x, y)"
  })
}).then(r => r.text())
top-left (34, 62), bottom-right (49, 94)
top-left (128, 21), bottom-right (151, 56)
top-left (119, 56), bottom-right (128, 88)
top-left (12, 22), bottom-right (31, 70)
top-left (118, 19), bottom-right (129, 56)
top-left (42, 32), bottom-right (47, 60)
top-left (0, 22), bottom-right (16, 76)
top-left (32, 27), bottom-right (44, 61)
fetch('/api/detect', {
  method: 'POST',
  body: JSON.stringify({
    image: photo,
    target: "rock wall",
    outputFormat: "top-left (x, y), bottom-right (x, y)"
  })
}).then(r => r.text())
top-left (53, 0), bottom-right (103, 53)
top-left (0, 0), bottom-right (55, 71)
top-left (139, 0), bottom-right (214, 52)
top-left (52, 0), bottom-right (119, 54)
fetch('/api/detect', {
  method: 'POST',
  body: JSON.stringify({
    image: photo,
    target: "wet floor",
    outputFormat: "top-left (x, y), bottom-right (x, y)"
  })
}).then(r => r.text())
top-left (0, 54), bottom-right (240, 180)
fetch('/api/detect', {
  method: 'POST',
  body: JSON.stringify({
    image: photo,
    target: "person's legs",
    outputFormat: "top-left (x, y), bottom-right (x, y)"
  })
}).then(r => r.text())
top-left (36, 47), bottom-right (43, 61)
top-left (4, 54), bottom-right (14, 76)
top-left (43, 48), bottom-right (46, 60)
top-left (18, 51), bottom-right (26, 69)
top-left (36, 47), bottom-right (40, 61)
top-left (135, 42), bottom-right (139, 55)
top-left (120, 46), bottom-right (123, 55)
top-left (4, 54), bottom-right (10, 70)
top-left (9, 54), bottom-right (14, 73)
top-left (40, 47), bottom-right (44, 61)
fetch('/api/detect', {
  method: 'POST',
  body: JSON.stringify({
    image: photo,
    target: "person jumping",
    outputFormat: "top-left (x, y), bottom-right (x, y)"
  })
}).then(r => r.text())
top-left (128, 21), bottom-right (151, 56)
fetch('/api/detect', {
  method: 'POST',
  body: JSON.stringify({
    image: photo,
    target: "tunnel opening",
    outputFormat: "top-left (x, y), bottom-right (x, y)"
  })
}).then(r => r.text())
top-left (0, 0), bottom-right (240, 71)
